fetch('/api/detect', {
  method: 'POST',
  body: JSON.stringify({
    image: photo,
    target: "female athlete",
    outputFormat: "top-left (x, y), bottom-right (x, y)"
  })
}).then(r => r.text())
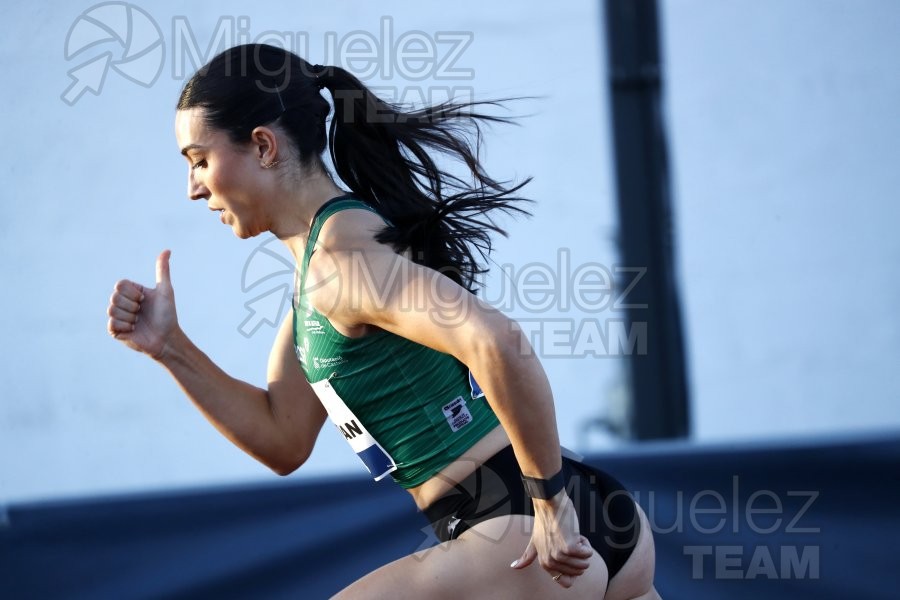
top-left (106, 43), bottom-right (660, 599)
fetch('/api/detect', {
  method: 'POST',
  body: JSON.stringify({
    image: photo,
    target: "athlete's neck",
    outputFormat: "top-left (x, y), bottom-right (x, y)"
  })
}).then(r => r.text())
top-left (271, 172), bottom-right (347, 264)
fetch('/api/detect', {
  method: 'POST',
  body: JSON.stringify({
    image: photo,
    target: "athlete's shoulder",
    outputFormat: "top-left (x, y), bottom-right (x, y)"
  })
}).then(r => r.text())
top-left (315, 202), bottom-right (392, 255)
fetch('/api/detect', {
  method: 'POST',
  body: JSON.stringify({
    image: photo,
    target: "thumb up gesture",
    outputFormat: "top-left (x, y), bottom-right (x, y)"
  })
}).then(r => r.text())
top-left (107, 250), bottom-right (179, 360)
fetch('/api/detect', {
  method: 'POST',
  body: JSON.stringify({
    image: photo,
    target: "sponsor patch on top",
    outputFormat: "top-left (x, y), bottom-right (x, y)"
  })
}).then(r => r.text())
top-left (442, 396), bottom-right (473, 432)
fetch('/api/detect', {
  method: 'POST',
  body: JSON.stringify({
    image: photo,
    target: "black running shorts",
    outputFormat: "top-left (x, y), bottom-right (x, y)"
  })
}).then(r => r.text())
top-left (423, 444), bottom-right (641, 582)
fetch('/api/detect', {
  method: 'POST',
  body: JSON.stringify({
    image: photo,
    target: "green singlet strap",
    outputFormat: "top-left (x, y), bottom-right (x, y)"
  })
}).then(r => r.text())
top-left (299, 195), bottom-right (382, 293)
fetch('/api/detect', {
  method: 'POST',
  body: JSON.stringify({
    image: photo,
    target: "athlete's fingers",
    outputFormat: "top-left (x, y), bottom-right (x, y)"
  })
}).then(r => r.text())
top-left (108, 317), bottom-right (135, 335)
top-left (548, 553), bottom-right (591, 572)
top-left (510, 539), bottom-right (537, 570)
top-left (113, 279), bottom-right (145, 303)
top-left (536, 535), bottom-right (593, 576)
top-left (553, 572), bottom-right (576, 588)
top-left (107, 305), bottom-right (138, 323)
top-left (541, 554), bottom-right (588, 576)
top-left (562, 536), bottom-right (594, 559)
top-left (109, 292), bottom-right (141, 314)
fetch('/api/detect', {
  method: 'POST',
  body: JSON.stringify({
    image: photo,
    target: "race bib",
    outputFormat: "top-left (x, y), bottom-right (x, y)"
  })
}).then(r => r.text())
top-left (310, 379), bottom-right (398, 481)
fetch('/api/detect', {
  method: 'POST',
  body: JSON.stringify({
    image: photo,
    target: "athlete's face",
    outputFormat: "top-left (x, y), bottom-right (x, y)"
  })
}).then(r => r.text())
top-left (175, 108), bottom-right (273, 239)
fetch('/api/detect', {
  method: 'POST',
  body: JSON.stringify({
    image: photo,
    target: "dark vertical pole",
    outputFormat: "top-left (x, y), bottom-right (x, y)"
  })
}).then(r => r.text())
top-left (604, 0), bottom-right (690, 439)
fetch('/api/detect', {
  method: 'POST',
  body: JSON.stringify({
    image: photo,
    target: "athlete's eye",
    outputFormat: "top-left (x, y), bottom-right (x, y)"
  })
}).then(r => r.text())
top-left (191, 159), bottom-right (207, 170)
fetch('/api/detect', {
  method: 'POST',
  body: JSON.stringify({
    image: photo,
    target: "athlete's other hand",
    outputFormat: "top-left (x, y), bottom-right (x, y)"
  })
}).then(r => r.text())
top-left (510, 490), bottom-right (594, 588)
top-left (107, 249), bottom-right (179, 360)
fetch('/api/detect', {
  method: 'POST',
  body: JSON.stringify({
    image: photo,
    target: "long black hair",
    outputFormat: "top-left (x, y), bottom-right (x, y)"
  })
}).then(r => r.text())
top-left (177, 43), bottom-right (532, 291)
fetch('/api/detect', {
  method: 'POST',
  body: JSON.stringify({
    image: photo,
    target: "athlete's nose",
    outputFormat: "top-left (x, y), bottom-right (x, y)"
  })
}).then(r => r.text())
top-left (188, 170), bottom-right (209, 201)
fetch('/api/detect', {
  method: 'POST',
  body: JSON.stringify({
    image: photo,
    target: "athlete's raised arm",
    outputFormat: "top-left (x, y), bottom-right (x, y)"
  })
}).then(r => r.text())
top-left (107, 249), bottom-right (326, 474)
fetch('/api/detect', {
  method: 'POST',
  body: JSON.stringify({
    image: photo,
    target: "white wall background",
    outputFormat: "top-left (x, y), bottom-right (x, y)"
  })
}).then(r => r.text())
top-left (661, 0), bottom-right (900, 440)
top-left (1, 0), bottom-right (898, 506)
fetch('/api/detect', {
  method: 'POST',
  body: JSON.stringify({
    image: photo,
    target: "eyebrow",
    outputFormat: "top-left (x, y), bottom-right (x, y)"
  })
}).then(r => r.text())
top-left (180, 144), bottom-right (206, 156)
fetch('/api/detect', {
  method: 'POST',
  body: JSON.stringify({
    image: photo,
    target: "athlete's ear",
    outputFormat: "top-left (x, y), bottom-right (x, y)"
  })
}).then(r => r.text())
top-left (249, 125), bottom-right (278, 165)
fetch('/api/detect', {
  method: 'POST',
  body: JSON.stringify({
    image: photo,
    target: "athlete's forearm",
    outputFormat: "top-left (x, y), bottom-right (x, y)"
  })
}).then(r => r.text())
top-left (468, 322), bottom-right (562, 480)
top-left (156, 326), bottom-right (299, 474)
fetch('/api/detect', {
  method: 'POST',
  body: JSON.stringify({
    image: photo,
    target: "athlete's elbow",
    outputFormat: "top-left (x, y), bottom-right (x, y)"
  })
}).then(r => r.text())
top-left (269, 452), bottom-right (307, 476)
top-left (267, 442), bottom-right (314, 476)
top-left (270, 461), bottom-right (300, 476)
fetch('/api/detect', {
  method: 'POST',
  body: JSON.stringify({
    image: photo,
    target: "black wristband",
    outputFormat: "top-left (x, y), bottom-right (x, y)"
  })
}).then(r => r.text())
top-left (520, 468), bottom-right (565, 500)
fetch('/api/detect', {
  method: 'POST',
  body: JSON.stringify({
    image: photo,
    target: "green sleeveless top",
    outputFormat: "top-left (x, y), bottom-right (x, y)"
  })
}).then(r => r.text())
top-left (292, 195), bottom-right (500, 488)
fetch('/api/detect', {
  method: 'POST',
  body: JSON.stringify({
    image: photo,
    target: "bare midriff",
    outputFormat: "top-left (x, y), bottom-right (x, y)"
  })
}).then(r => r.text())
top-left (406, 424), bottom-right (512, 510)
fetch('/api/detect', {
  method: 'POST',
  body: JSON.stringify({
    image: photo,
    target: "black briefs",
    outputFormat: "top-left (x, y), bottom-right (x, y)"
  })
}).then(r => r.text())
top-left (423, 444), bottom-right (641, 582)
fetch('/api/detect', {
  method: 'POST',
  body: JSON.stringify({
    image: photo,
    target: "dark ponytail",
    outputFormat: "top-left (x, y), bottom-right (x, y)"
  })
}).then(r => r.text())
top-left (178, 43), bottom-right (532, 292)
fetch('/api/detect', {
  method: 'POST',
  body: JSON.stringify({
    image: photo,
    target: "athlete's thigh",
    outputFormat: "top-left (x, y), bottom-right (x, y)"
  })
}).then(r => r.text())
top-left (333, 515), bottom-right (609, 600)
